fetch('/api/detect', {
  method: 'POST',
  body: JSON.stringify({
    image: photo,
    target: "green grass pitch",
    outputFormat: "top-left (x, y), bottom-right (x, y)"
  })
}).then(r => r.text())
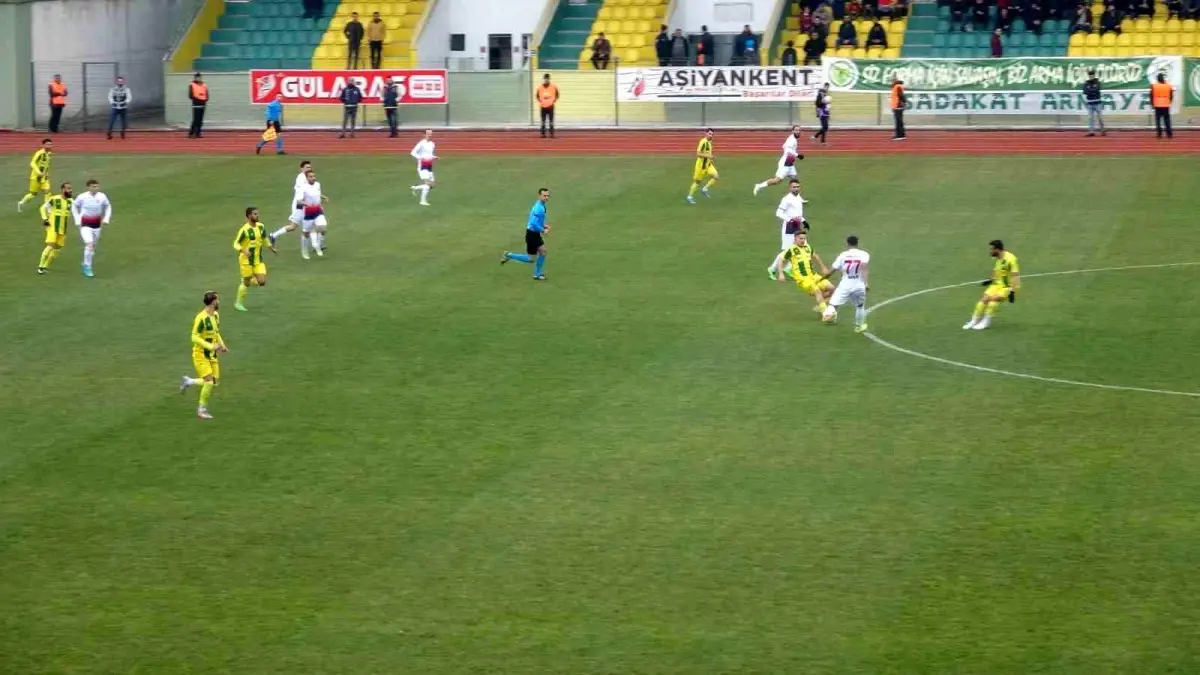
top-left (2, 153), bottom-right (1200, 673)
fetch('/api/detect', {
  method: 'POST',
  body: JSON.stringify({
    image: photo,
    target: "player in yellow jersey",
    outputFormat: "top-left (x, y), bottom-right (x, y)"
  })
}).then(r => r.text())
top-left (964, 239), bottom-right (1020, 331)
top-left (18, 138), bottom-right (54, 212)
top-left (180, 291), bottom-right (227, 419)
top-left (777, 229), bottom-right (834, 315)
top-left (686, 128), bottom-right (719, 204)
top-left (37, 182), bottom-right (73, 275)
top-left (233, 206), bottom-right (275, 311)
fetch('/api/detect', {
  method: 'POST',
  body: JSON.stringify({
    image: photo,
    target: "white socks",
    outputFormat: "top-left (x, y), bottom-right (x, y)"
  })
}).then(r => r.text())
top-left (184, 377), bottom-right (203, 385)
top-left (420, 185), bottom-right (431, 203)
top-left (301, 236), bottom-right (310, 256)
top-left (310, 230), bottom-right (323, 253)
top-left (771, 251), bottom-right (785, 273)
top-left (855, 306), bottom-right (866, 326)
top-left (270, 227), bottom-right (289, 239)
top-left (83, 244), bottom-right (94, 267)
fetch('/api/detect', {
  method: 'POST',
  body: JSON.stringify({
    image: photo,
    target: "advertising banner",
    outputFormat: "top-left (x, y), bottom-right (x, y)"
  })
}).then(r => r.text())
top-left (824, 56), bottom-right (1181, 93)
top-left (1186, 57), bottom-right (1200, 107)
top-left (616, 66), bottom-right (826, 102)
top-left (906, 91), bottom-right (1163, 114)
top-left (249, 69), bottom-right (449, 105)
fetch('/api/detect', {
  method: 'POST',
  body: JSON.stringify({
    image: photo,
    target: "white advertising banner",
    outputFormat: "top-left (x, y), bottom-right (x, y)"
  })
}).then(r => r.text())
top-left (616, 66), bottom-right (827, 103)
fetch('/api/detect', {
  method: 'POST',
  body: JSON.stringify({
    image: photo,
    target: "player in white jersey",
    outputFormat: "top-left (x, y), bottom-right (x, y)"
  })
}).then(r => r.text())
top-left (752, 126), bottom-right (804, 196)
top-left (818, 235), bottom-right (871, 332)
top-left (268, 160), bottom-right (312, 249)
top-left (294, 168), bottom-right (329, 259)
top-left (766, 179), bottom-right (809, 279)
top-left (409, 129), bottom-right (437, 207)
top-left (71, 178), bottom-right (112, 278)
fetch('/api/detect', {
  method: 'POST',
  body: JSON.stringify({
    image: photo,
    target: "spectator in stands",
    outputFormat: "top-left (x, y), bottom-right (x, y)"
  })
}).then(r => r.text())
top-left (815, 2), bottom-right (834, 36)
top-left (803, 31), bottom-right (826, 63)
top-left (339, 79), bottom-right (362, 139)
top-left (877, 0), bottom-right (896, 17)
top-left (344, 12), bottom-right (364, 69)
top-left (801, 7), bottom-right (814, 32)
top-left (781, 39), bottom-right (799, 65)
top-left (893, 0), bottom-right (910, 17)
top-left (301, 0), bottom-right (323, 19)
top-left (188, 72), bottom-right (207, 138)
top-left (970, 0), bottom-right (990, 30)
top-left (1100, 3), bottom-right (1121, 33)
top-left (952, 0), bottom-right (970, 29)
top-left (867, 20), bottom-right (889, 47)
top-left (591, 32), bottom-right (611, 69)
top-left (382, 82), bottom-right (399, 138)
top-left (1133, 0), bottom-right (1153, 16)
top-left (655, 25), bottom-right (671, 66)
top-left (1026, 1), bottom-right (1045, 33)
top-left (1166, 0), bottom-right (1183, 17)
top-left (991, 27), bottom-right (1004, 55)
top-left (1072, 3), bottom-right (1094, 31)
top-left (669, 28), bottom-right (689, 66)
top-left (837, 17), bottom-right (859, 46)
top-left (696, 25), bottom-right (715, 66)
top-left (996, 7), bottom-right (1014, 32)
top-left (47, 74), bottom-right (67, 134)
top-left (367, 12), bottom-right (386, 69)
top-left (847, 0), bottom-right (863, 18)
top-left (1184, 0), bottom-right (1199, 18)
top-left (736, 25), bottom-right (759, 65)
top-left (106, 76), bottom-right (130, 141)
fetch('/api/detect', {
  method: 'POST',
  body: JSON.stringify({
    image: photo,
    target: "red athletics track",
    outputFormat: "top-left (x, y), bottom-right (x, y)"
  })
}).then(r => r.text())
top-left (0, 129), bottom-right (1195, 155)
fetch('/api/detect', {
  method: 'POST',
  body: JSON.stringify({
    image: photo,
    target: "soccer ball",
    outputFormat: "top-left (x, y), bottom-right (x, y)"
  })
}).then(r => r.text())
top-left (822, 307), bottom-right (838, 324)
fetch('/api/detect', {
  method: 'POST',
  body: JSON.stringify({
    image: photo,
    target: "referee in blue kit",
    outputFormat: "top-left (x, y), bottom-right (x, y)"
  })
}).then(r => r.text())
top-left (256, 94), bottom-right (285, 155)
top-left (500, 187), bottom-right (551, 281)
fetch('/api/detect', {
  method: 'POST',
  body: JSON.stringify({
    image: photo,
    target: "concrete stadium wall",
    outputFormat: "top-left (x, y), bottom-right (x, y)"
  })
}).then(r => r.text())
top-left (0, 2), bottom-right (34, 128)
top-left (417, 0), bottom-right (548, 69)
top-left (672, 0), bottom-right (779, 33)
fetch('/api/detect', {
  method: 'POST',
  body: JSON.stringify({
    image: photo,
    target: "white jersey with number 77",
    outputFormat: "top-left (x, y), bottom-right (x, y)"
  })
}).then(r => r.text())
top-left (831, 248), bottom-right (870, 288)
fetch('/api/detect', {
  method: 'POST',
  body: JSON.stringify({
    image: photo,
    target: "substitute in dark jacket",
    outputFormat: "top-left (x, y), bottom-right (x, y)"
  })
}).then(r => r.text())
top-left (654, 25), bottom-right (671, 66)
top-left (339, 81), bottom-right (363, 138)
top-left (107, 77), bottom-right (131, 140)
top-left (1082, 70), bottom-right (1105, 136)
top-left (344, 12), bottom-right (365, 68)
top-left (382, 82), bottom-right (399, 137)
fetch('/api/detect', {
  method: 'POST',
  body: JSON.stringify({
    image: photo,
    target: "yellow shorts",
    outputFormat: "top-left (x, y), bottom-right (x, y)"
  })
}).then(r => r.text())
top-left (240, 262), bottom-right (267, 279)
top-left (44, 229), bottom-right (66, 247)
top-left (984, 284), bottom-right (1010, 301)
top-left (192, 354), bottom-right (220, 381)
top-left (798, 277), bottom-right (833, 296)
top-left (693, 163), bottom-right (718, 183)
top-left (29, 175), bottom-right (49, 195)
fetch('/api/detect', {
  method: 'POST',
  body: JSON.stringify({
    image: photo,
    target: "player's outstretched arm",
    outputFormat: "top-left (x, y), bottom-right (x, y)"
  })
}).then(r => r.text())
top-left (862, 264), bottom-right (870, 290)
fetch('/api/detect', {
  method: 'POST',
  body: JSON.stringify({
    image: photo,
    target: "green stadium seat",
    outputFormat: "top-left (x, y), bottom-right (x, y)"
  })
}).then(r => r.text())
top-left (933, 33), bottom-right (947, 47)
top-left (1054, 33), bottom-right (1069, 47)
top-left (937, 5), bottom-right (950, 17)
top-left (948, 32), bottom-right (964, 47)
top-left (284, 45), bottom-right (303, 59)
top-left (937, 19), bottom-right (950, 31)
top-left (237, 32), bottom-right (253, 45)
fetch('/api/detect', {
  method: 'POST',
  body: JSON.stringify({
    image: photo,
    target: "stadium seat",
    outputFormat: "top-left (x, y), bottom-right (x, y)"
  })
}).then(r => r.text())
top-left (1133, 33), bottom-right (1149, 46)
top-left (613, 7), bottom-right (628, 19)
top-left (1117, 32), bottom-right (1132, 45)
top-left (1135, 17), bottom-right (1150, 31)
top-left (1151, 18), bottom-right (1166, 31)
top-left (884, 47), bottom-right (901, 57)
top-left (1183, 33), bottom-right (1197, 46)
top-left (1185, 18), bottom-right (1198, 31)
top-left (1101, 32), bottom-right (1117, 46)
top-left (1150, 33), bottom-right (1165, 46)
top-left (1085, 33), bottom-right (1100, 46)
top-left (1165, 33), bottom-right (1180, 46)
top-left (1069, 32), bottom-right (1084, 47)
top-left (1166, 18), bottom-right (1181, 31)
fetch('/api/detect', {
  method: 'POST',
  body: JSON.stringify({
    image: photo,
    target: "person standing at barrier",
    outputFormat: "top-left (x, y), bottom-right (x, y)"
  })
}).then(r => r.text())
top-left (382, 82), bottom-right (399, 138)
top-left (107, 76), bottom-right (131, 140)
top-left (344, 12), bottom-right (364, 69)
top-left (367, 12), bottom-right (387, 69)
top-left (1151, 72), bottom-right (1174, 139)
top-left (257, 94), bottom-right (286, 155)
top-left (339, 79), bottom-right (363, 139)
top-left (813, 83), bottom-right (832, 145)
top-left (1082, 69), bottom-right (1105, 137)
top-left (890, 76), bottom-right (907, 141)
top-left (47, 75), bottom-right (68, 134)
top-left (538, 74), bottom-right (559, 139)
top-left (188, 73), bottom-right (209, 138)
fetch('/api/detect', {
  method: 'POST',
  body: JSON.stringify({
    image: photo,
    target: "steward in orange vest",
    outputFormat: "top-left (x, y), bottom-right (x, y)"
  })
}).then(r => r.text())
top-left (538, 74), bottom-right (559, 139)
top-left (1150, 73), bottom-right (1173, 140)
top-left (188, 72), bottom-right (209, 139)
top-left (890, 77), bottom-right (906, 141)
top-left (47, 75), bottom-right (68, 134)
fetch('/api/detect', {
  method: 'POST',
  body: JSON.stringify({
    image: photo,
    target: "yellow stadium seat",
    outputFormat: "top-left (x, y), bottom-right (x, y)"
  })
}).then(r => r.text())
top-left (384, 16), bottom-right (400, 29)
top-left (616, 20), bottom-right (630, 32)
top-left (1182, 33), bottom-right (1197, 46)
top-left (1150, 33), bottom-right (1165, 46)
top-left (1081, 46), bottom-right (1100, 56)
top-left (890, 20), bottom-right (906, 33)
top-left (884, 47), bottom-right (901, 57)
top-left (1101, 32), bottom-right (1116, 46)
top-left (593, 20), bottom-right (607, 33)
top-left (637, 20), bottom-right (650, 33)
top-left (1120, 18), bottom-right (1133, 32)
top-left (1151, 18), bottom-right (1166, 31)
top-left (855, 20), bottom-right (871, 34)
top-left (851, 47), bottom-right (867, 57)
top-left (1098, 46), bottom-right (1116, 55)
top-left (613, 7), bottom-right (628, 20)
top-left (1184, 18), bottom-right (1198, 31)
top-left (835, 46), bottom-right (852, 56)
top-left (1069, 32), bottom-right (1085, 47)
top-left (1085, 33), bottom-right (1100, 46)
top-left (827, 34), bottom-right (838, 48)
top-left (1165, 33), bottom-right (1180, 45)
top-left (630, 0), bottom-right (648, 5)
top-left (1090, 3), bottom-right (1103, 15)
top-left (644, 6), bottom-right (661, 19)
top-left (1133, 33), bottom-right (1149, 46)
top-left (1135, 17), bottom-right (1151, 31)
top-left (615, 34), bottom-right (631, 48)
top-left (786, 16), bottom-right (800, 30)
top-left (598, 6), bottom-right (613, 19)
top-left (1114, 46), bottom-right (1133, 56)
top-left (631, 34), bottom-right (646, 48)
top-left (867, 46), bottom-right (884, 58)
top-left (1116, 32), bottom-right (1132, 45)
top-left (625, 48), bottom-right (641, 63)
top-left (1165, 18), bottom-right (1182, 31)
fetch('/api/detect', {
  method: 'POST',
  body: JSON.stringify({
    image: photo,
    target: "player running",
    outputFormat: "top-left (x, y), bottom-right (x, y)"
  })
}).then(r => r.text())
top-left (963, 239), bottom-right (1020, 331)
top-left (233, 206), bottom-right (276, 312)
top-left (409, 129), bottom-right (437, 207)
top-left (778, 230), bottom-right (834, 316)
top-left (767, 179), bottom-right (808, 279)
top-left (37, 182), bottom-right (72, 275)
top-left (18, 138), bottom-right (53, 212)
top-left (71, 179), bottom-right (112, 278)
top-left (268, 160), bottom-right (312, 247)
top-left (686, 129), bottom-right (718, 204)
top-left (500, 187), bottom-right (551, 280)
top-left (817, 235), bottom-right (871, 333)
top-left (294, 168), bottom-right (329, 259)
top-left (180, 290), bottom-right (227, 420)
top-left (753, 126), bottom-right (804, 195)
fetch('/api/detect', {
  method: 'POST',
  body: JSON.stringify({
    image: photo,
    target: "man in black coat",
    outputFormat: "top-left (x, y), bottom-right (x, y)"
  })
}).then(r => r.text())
top-left (339, 80), bottom-right (363, 139)
top-left (382, 82), bottom-right (399, 138)
top-left (654, 25), bottom-right (671, 66)
top-left (344, 12), bottom-right (364, 68)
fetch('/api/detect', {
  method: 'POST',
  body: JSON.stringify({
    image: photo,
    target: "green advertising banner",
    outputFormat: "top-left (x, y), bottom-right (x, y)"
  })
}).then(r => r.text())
top-left (905, 91), bottom-right (1157, 115)
top-left (1186, 57), bottom-right (1200, 107)
top-left (825, 56), bottom-right (1182, 93)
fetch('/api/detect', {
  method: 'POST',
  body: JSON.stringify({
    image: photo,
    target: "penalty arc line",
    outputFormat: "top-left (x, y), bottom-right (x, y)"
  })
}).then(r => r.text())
top-left (862, 261), bottom-right (1200, 398)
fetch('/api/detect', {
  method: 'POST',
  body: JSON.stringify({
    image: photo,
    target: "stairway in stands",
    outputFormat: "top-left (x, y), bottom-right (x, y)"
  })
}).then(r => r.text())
top-left (194, 0), bottom-right (335, 71)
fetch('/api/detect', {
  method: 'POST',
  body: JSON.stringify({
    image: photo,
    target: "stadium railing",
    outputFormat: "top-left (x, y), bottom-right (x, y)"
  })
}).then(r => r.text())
top-left (31, 58), bottom-right (167, 131)
top-left (149, 56), bottom-right (1197, 131)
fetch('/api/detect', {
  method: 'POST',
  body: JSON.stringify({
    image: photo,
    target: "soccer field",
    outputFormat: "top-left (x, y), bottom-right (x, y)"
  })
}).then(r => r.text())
top-left (2, 151), bottom-right (1200, 673)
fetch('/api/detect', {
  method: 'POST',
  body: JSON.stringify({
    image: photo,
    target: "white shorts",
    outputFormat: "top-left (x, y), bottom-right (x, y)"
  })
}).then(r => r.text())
top-left (780, 220), bottom-right (804, 250)
top-left (301, 214), bottom-right (327, 233)
top-left (288, 207), bottom-right (304, 225)
top-left (829, 282), bottom-right (867, 308)
top-left (79, 225), bottom-right (103, 245)
top-left (418, 169), bottom-right (435, 182)
top-left (775, 160), bottom-right (798, 181)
